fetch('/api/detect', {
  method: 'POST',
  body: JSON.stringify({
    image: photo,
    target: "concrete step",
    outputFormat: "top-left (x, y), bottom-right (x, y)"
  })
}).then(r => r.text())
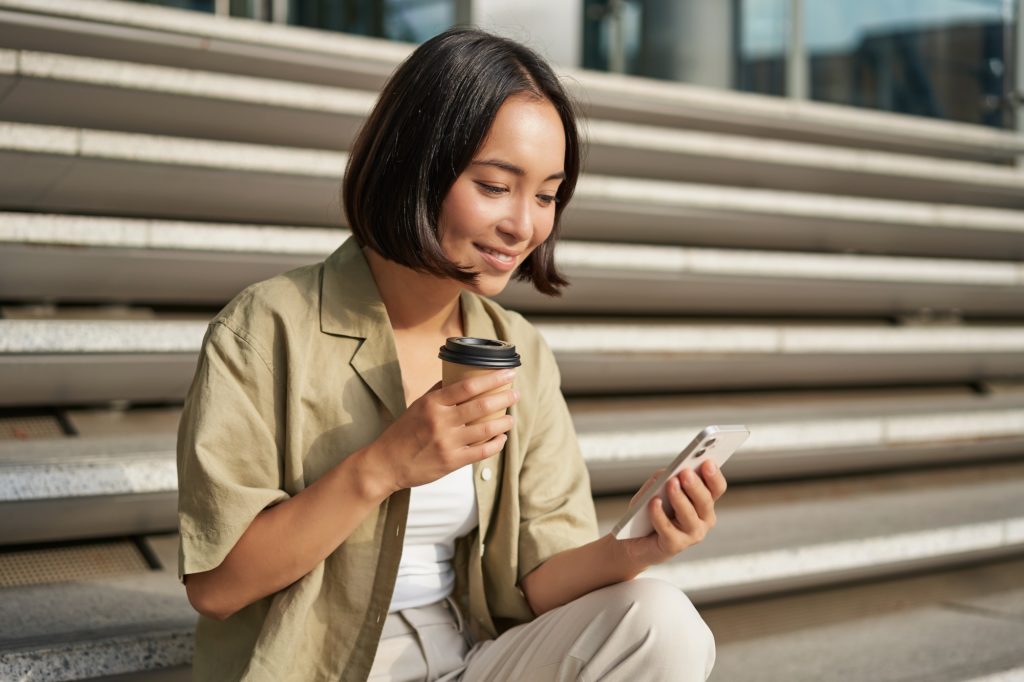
top-left (573, 383), bottom-right (1024, 492)
top-left (582, 120), bottom-right (1024, 207)
top-left (3, 386), bottom-right (1022, 544)
top-left (567, 176), bottom-right (1024, 260)
top-left (3, 124), bottom-right (1024, 259)
top-left (4, 460), bottom-right (1022, 679)
top-left (0, 121), bottom-right (346, 226)
top-left (1, 0), bottom-right (1019, 164)
top-left (0, 537), bottom-right (194, 681)
top-left (2, 540), bottom-right (1020, 681)
top-left (0, 0), bottom-right (403, 92)
top-left (0, 48), bottom-right (375, 151)
top-left (507, 241), bottom-right (1024, 317)
top-left (3, 216), bottom-right (1022, 316)
top-left (1, 315), bottom-right (1022, 405)
top-left (704, 556), bottom-right (1024, 682)
top-left (0, 434), bottom-right (178, 544)
top-left (3, 50), bottom-right (1023, 208)
top-left (537, 319), bottom-right (1024, 394)
top-left (597, 460), bottom-right (1024, 604)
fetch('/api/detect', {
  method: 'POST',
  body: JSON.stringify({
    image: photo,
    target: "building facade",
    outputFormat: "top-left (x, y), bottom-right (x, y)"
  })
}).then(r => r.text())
top-left (133, 0), bottom-right (1019, 131)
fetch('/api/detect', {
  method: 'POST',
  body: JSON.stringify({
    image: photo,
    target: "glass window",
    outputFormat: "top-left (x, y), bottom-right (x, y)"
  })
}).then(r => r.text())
top-left (289, 0), bottom-right (455, 43)
top-left (583, 1), bottom-right (735, 88)
top-left (582, 0), bottom-right (644, 74)
top-left (735, 0), bottom-right (788, 96)
top-left (131, 0), bottom-right (214, 11)
top-left (805, 0), bottom-right (1013, 128)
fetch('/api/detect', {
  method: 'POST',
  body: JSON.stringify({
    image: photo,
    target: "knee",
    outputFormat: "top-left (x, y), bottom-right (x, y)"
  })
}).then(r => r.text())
top-left (616, 579), bottom-right (716, 678)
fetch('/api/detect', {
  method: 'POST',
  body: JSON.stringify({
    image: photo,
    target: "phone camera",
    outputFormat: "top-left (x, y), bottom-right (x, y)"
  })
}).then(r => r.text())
top-left (693, 449), bottom-right (706, 458)
top-left (704, 439), bottom-right (717, 448)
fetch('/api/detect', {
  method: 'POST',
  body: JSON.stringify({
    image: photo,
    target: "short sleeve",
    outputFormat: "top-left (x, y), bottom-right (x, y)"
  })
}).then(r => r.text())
top-left (176, 321), bottom-right (289, 581)
top-left (516, 331), bottom-right (599, 582)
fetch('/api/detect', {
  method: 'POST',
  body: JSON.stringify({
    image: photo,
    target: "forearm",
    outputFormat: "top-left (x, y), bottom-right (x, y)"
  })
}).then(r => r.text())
top-left (185, 445), bottom-right (392, 620)
top-left (520, 534), bottom-right (643, 616)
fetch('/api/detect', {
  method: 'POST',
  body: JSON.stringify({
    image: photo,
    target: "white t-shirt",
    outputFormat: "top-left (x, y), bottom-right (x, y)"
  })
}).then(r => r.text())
top-left (388, 464), bottom-right (479, 612)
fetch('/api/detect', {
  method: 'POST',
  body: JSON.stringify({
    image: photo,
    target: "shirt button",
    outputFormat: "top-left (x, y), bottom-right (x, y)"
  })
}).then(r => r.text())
top-left (480, 467), bottom-right (493, 482)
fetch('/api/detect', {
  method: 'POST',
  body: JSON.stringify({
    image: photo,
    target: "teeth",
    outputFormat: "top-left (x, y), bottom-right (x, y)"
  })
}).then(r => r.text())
top-left (481, 247), bottom-right (513, 263)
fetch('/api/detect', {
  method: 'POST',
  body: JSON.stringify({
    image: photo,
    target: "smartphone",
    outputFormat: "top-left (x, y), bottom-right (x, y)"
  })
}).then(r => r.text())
top-left (611, 425), bottom-right (750, 541)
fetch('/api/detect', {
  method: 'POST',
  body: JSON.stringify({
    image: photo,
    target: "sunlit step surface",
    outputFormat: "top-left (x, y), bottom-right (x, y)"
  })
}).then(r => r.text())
top-left (4, 215), bottom-right (1022, 315)
top-left (4, 124), bottom-right (1024, 258)
top-left (704, 557), bottom-right (1024, 682)
top-left (583, 119), bottom-right (1024, 207)
top-left (0, 0), bottom-right (404, 91)
top-left (1, 0), bottom-right (1019, 163)
top-left (0, 548), bottom-right (193, 681)
top-left (3, 50), bottom-right (1022, 207)
top-left (595, 461), bottom-right (1024, 604)
top-left (4, 387), bottom-right (1021, 543)
top-left (2, 317), bottom-right (1022, 404)
top-left (568, 175), bottom-right (1024, 259)
top-left (0, 48), bottom-right (375, 150)
top-left (0, 434), bottom-right (178, 544)
top-left (538, 319), bottom-right (1024, 394)
top-left (575, 384), bottom-right (1024, 492)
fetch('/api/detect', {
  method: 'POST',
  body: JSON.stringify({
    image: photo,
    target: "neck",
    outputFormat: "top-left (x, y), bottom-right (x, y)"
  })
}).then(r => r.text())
top-left (363, 246), bottom-right (465, 337)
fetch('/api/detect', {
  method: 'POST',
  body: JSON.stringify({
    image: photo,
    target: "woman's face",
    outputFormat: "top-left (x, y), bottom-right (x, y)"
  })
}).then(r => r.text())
top-left (438, 94), bottom-right (567, 298)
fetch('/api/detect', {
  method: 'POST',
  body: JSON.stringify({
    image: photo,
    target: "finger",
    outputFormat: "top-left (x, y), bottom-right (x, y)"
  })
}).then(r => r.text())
top-left (680, 469), bottom-right (716, 523)
top-left (456, 386), bottom-right (519, 425)
top-left (460, 414), bottom-right (515, 447)
top-left (648, 494), bottom-right (686, 552)
top-left (438, 369), bottom-right (517, 406)
top-left (700, 460), bottom-right (728, 501)
top-left (459, 432), bottom-right (508, 465)
top-left (667, 475), bottom-right (703, 533)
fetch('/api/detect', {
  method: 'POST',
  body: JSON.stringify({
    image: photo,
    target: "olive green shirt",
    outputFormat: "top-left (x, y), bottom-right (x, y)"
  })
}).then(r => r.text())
top-left (176, 237), bottom-right (599, 681)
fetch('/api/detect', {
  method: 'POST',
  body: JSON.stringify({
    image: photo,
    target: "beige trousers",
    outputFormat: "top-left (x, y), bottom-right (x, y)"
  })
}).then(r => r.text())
top-left (368, 578), bottom-right (716, 682)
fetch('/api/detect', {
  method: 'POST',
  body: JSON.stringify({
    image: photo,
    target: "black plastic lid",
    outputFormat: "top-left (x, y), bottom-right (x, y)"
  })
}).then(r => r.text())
top-left (438, 337), bottom-right (521, 369)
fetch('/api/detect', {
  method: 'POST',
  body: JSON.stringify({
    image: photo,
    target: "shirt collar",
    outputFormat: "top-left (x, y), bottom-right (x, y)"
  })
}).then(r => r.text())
top-left (320, 237), bottom-right (391, 340)
top-left (319, 237), bottom-right (498, 417)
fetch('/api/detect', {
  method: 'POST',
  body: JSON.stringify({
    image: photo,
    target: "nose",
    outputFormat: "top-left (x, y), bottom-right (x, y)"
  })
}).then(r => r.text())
top-left (497, 195), bottom-right (533, 245)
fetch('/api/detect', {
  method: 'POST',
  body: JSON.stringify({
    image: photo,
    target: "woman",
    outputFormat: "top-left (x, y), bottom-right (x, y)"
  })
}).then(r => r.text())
top-left (177, 27), bottom-right (726, 682)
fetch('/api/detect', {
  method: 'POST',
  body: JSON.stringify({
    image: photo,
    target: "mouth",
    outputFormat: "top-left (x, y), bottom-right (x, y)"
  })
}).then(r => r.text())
top-left (475, 243), bottom-right (521, 270)
top-left (476, 245), bottom-right (517, 264)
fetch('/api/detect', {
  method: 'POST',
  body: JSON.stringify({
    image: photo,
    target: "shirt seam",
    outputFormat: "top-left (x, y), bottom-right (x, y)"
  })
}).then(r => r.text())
top-left (211, 320), bottom-right (275, 376)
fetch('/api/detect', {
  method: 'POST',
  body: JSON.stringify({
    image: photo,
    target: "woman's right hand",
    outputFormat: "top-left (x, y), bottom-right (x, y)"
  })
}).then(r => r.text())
top-left (371, 368), bottom-right (519, 493)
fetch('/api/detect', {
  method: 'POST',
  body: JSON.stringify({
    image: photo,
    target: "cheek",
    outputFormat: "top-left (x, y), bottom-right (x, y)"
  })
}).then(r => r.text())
top-left (533, 209), bottom-right (556, 245)
top-left (441, 190), bottom-right (492, 239)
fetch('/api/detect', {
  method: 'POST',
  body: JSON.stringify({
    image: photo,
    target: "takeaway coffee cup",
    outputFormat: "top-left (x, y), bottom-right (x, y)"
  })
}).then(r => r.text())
top-left (438, 337), bottom-right (521, 425)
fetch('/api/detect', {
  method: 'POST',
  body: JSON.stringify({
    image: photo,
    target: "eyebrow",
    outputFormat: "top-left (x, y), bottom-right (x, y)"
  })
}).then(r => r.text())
top-left (471, 158), bottom-right (566, 182)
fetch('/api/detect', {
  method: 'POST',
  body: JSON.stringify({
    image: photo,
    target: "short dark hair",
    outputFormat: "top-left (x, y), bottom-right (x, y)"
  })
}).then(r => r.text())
top-left (342, 27), bottom-right (581, 296)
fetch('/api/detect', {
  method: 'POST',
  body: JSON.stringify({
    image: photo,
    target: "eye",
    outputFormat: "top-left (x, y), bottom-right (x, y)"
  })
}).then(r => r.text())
top-left (537, 194), bottom-right (558, 207)
top-left (475, 182), bottom-right (507, 195)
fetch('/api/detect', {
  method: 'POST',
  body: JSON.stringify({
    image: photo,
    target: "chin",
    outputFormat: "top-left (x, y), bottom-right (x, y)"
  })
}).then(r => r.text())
top-left (470, 275), bottom-right (513, 298)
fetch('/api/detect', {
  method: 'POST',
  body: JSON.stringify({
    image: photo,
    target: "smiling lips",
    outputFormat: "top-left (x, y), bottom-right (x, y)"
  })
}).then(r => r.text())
top-left (476, 244), bottom-right (519, 271)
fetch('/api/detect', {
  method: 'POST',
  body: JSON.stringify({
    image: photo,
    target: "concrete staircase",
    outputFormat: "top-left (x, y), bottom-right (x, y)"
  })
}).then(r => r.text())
top-left (1, 1), bottom-right (1023, 680)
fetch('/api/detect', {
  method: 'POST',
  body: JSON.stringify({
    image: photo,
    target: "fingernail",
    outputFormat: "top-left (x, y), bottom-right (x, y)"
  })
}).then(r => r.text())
top-left (512, 390), bottom-right (520, 401)
top-left (501, 369), bottom-right (516, 381)
top-left (707, 461), bottom-right (718, 474)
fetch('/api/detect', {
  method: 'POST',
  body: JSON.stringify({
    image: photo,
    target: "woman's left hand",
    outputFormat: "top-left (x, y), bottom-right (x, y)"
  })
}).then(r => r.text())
top-left (620, 459), bottom-right (728, 570)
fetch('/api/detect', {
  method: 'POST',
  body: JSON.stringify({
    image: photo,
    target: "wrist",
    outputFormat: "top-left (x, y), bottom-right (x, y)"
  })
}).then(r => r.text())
top-left (603, 533), bottom-right (647, 581)
top-left (346, 444), bottom-right (399, 503)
